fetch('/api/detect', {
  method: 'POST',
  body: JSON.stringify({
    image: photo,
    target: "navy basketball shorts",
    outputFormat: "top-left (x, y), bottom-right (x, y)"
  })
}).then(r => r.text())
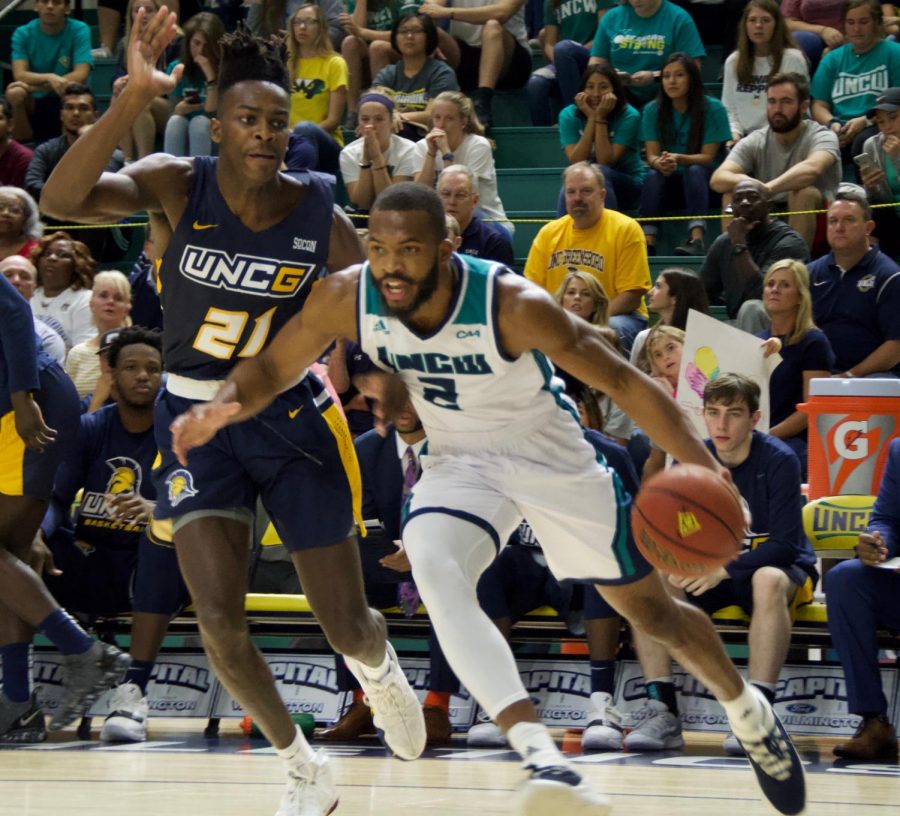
top-left (153, 375), bottom-right (363, 552)
top-left (132, 533), bottom-right (190, 615)
top-left (0, 362), bottom-right (79, 500)
top-left (687, 564), bottom-right (815, 619)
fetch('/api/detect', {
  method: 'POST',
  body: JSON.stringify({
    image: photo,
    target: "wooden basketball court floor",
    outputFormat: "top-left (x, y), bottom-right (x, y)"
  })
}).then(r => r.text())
top-left (1, 721), bottom-right (897, 815)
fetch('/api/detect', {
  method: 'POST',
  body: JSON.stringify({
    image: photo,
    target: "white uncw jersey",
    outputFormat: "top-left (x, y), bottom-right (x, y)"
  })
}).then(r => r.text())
top-left (357, 255), bottom-right (569, 451)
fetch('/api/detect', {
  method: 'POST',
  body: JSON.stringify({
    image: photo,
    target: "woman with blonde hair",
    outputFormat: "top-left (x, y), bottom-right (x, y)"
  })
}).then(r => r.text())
top-left (756, 258), bottom-right (835, 472)
top-left (286, 3), bottom-right (348, 147)
top-left (553, 270), bottom-right (609, 328)
top-left (65, 270), bottom-right (133, 403)
top-left (413, 90), bottom-right (511, 235)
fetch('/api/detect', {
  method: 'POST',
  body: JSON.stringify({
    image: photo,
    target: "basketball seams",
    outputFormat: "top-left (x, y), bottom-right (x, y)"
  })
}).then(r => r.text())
top-left (639, 485), bottom-right (743, 549)
top-left (632, 501), bottom-right (732, 560)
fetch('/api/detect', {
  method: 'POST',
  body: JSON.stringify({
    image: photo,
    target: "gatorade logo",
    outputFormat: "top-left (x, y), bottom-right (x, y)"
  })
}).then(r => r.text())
top-left (834, 420), bottom-right (869, 460)
top-left (820, 413), bottom-right (895, 495)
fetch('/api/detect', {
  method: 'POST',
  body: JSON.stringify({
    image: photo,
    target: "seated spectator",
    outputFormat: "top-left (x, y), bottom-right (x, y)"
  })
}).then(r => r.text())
top-left (756, 259), bottom-right (835, 476)
top-left (111, 0), bottom-right (179, 163)
top-left (372, 14), bottom-right (460, 140)
top-left (65, 270), bottom-right (133, 400)
top-left (419, 0), bottom-right (531, 130)
top-left (811, 0), bottom-right (900, 160)
top-left (318, 401), bottom-right (460, 747)
top-left (0, 96), bottom-right (34, 189)
top-left (858, 87), bottom-right (900, 259)
top-left (0, 186), bottom-right (42, 262)
top-left (39, 326), bottom-right (189, 744)
top-left (0, 254), bottom-right (66, 363)
top-left (526, 0), bottom-right (611, 126)
top-left (825, 436), bottom-right (900, 763)
top-left (809, 186), bottom-right (900, 377)
top-left (163, 12), bottom-right (224, 158)
top-left (557, 64), bottom-right (644, 214)
top-left (701, 178), bottom-right (809, 333)
top-left (248, 0), bottom-right (347, 51)
top-left (713, 73), bottom-right (841, 251)
top-left (552, 275), bottom-right (635, 446)
top-left (342, 2), bottom-right (460, 129)
top-left (525, 161), bottom-right (651, 353)
top-left (467, 427), bottom-right (639, 751)
top-left (5, 0), bottom-right (93, 145)
top-left (722, 0), bottom-right (808, 149)
top-left (286, 3), bottom-right (348, 151)
top-left (437, 165), bottom-right (514, 266)
top-left (783, 0), bottom-right (848, 72)
top-left (30, 230), bottom-right (96, 350)
top-left (630, 374), bottom-right (817, 755)
top-left (630, 266), bottom-right (710, 367)
top-left (339, 89), bottom-right (417, 212)
top-left (588, 0), bottom-right (705, 109)
top-left (414, 91), bottom-right (510, 234)
top-left (639, 52), bottom-right (731, 257)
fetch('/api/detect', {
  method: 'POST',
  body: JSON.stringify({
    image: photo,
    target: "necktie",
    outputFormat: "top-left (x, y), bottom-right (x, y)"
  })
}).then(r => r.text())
top-left (399, 445), bottom-right (420, 616)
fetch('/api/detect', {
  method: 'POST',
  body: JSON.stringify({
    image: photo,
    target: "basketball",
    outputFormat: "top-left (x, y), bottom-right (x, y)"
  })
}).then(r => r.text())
top-left (631, 465), bottom-right (745, 577)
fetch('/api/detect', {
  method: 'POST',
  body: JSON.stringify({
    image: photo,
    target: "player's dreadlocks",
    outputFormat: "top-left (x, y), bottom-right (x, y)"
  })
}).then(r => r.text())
top-left (217, 26), bottom-right (291, 97)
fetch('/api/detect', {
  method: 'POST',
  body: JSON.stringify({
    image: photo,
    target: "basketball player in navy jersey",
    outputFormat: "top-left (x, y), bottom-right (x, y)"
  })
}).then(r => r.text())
top-left (42, 10), bottom-right (424, 814)
top-left (171, 182), bottom-right (809, 816)
top-left (0, 271), bottom-right (130, 743)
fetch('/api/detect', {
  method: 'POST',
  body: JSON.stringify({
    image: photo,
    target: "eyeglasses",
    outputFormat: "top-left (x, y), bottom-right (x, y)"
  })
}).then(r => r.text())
top-left (398, 27), bottom-right (425, 36)
top-left (293, 18), bottom-right (319, 27)
top-left (0, 203), bottom-right (25, 215)
top-left (438, 190), bottom-right (472, 201)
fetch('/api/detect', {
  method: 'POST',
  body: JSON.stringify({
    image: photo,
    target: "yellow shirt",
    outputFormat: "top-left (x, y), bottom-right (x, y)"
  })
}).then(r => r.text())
top-left (524, 209), bottom-right (651, 319)
top-left (289, 53), bottom-right (349, 145)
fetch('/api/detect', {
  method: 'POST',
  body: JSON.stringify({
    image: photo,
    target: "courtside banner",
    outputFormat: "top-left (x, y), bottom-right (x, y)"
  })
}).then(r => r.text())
top-left (517, 659), bottom-right (593, 728)
top-left (396, 656), bottom-right (477, 730)
top-left (211, 653), bottom-right (341, 722)
top-left (615, 660), bottom-right (899, 736)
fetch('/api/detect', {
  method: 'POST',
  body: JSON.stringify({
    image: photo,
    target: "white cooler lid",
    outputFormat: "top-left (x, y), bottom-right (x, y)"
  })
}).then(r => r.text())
top-left (809, 378), bottom-right (900, 397)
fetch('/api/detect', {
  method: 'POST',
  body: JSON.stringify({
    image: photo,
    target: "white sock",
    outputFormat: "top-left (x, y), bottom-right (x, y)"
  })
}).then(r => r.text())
top-left (721, 682), bottom-right (771, 741)
top-left (358, 650), bottom-right (391, 683)
top-left (507, 721), bottom-right (566, 769)
top-left (276, 724), bottom-right (315, 767)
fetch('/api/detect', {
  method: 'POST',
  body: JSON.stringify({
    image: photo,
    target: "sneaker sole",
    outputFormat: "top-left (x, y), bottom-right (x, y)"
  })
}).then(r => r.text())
top-left (100, 720), bottom-right (148, 743)
top-left (624, 734), bottom-right (685, 752)
top-left (49, 652), bottom-right (132, 732)
top-left (742, 713), bottom-right (806, 815)
top-left (519, 780), bottom-right (612, 816)
top-left (0, 727), bottom-right (47, 744)
top-left (582, 732), bottom-right (623, 752)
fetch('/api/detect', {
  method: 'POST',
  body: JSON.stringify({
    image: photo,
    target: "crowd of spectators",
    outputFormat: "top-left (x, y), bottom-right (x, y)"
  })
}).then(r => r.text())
top-left (1, 0), bottom-right (899, 761)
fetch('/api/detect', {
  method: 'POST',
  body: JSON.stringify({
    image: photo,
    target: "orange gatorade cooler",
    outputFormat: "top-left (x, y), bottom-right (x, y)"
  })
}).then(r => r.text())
top-left (800, 378), bottom-right (900, 499)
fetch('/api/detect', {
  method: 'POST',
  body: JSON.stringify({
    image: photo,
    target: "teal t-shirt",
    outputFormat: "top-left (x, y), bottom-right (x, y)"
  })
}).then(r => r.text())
top-left (558, 102), bottom-right (646, 180)
top-left (366, 0), bottom-right (423, 31)
top-left (590, 1), bottom-right (705, 103)
top-left (640, 95), bottom-right (730, 165)
top-left (811, 40), bottom-right (900, 121)
top-left (167, 60), bottom-right (209, 119)
top-left (544, 0), bottom-right (613, 46)
top-left (11, 18), bottom-right (93, 99)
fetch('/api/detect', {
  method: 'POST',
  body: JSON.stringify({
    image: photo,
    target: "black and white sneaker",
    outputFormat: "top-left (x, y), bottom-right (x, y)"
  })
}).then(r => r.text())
top-left (732, 688), bottom-right (806, 815)
top-left (519, 764), bottom-right (611, 815)
top-left (101, 681), bottom-right (149, 743)
top-left (0, 691), bottom-right (46, 743)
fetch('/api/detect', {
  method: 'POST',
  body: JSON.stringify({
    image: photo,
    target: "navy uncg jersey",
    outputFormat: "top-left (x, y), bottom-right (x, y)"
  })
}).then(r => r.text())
top-left (159, 159), bottom-right (334, 379)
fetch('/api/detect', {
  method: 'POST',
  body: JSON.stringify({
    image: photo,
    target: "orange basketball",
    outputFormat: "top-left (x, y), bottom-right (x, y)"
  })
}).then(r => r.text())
top-left (631, 464), bottom-right (745, 577)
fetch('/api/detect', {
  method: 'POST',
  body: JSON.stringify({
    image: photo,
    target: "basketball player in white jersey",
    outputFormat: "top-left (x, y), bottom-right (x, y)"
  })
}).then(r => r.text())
top-left (171, 184), bottom-right (806, 816)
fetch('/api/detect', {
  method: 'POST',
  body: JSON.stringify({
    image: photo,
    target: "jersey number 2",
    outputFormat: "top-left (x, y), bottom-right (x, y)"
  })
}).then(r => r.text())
top-left (421, 376), bottom-right (461, 411)
top-left (193, 307), bottom-right (276, 360)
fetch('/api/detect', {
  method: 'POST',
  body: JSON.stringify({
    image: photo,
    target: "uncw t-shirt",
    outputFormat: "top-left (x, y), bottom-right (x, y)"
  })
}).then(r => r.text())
top-left (11, 18), bottom-right (93, 99)
top-left (558, 102), bottom-right (645, 180)
top-left (591, 1), bottom-right (704, 103)
top-left (372, 58), bottom-right (459, 111)
top-left (640, 95), bottom-right (731, 160)
top-left (366, 0), bottom-right (423, 30)
top-left (544, 0), bottom-right (613, 46)
top-left (811, 39), bottom-right (900, 121)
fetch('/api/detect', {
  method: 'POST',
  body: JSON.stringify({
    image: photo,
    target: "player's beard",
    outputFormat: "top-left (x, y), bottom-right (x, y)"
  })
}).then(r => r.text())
top-left (378, 257), bottom-right (441, 322)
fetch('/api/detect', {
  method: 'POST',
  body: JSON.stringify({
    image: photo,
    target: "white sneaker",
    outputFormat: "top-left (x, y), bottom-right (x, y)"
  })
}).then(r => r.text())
top-left (519, 764), bottom-right (612, 815)
top-left (343, 642), bottom-right (426, 760)
top-left (467, 712), bottom-right (508, 747)
top-left (276, 750), bottom-right (338, 816)
top-left (100, 682), bottom-right (149, 743)
top-left (623, 700), bottom-right (684, 752)
top-left (581, 692), bottom-right (624, 752)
